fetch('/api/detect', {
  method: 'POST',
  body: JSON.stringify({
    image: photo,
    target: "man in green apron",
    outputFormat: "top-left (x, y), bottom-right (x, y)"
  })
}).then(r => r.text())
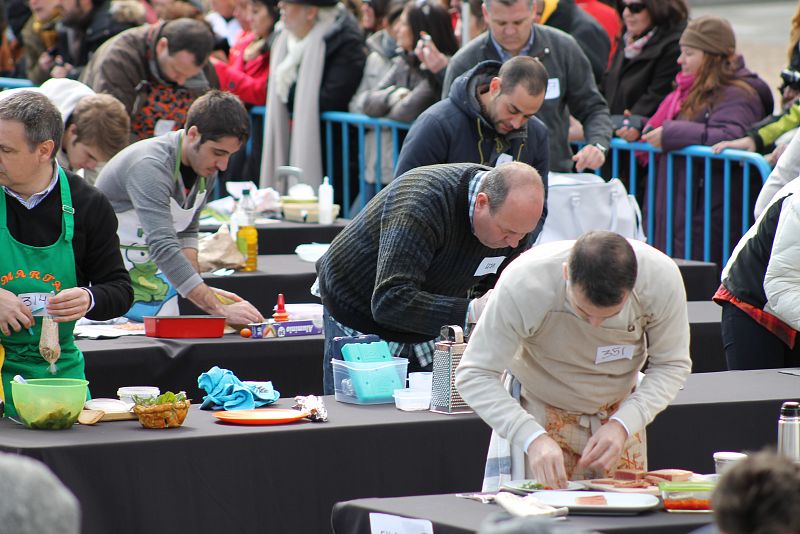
top-left (456, 231), bottom-right (691, 490)
top-left (0, 91), bottom-right (132, 417)
top-left (95, 90), bottom-right (262, 325)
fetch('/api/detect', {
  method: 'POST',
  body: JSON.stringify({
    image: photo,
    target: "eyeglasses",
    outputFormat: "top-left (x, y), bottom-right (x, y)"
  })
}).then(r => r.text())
top-left (620, 2), bottom-right (647, 15)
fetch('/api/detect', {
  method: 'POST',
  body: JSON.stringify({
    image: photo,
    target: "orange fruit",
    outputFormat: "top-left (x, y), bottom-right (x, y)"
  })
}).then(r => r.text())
top-left (240, 328), bottom-right (252, 338)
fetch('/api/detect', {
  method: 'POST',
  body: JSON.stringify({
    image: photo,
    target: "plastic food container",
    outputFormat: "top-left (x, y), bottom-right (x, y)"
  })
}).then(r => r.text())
top-left (393, 388), bottom-right (431, 411)
top-left (12, 378), bottom-right (89, 430)
top-left (660, 481), bottom-right (715, 512)
top-left (144, 316), bottom-right (225, 338)
top-left (117, 386), bottom-right (160, 405)
top-left (408, 372), bottom-right (433, 392)
top-left (332, 358), bottom-right (408, 405)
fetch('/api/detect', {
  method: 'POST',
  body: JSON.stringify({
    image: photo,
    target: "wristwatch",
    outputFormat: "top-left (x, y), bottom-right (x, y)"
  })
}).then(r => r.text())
top-left (593, 143), bottom-right (608, 155)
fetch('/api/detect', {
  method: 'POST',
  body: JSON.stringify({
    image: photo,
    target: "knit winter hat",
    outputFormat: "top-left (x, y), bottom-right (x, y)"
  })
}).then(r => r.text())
top-left (679, 15), bottom-right (736, 57)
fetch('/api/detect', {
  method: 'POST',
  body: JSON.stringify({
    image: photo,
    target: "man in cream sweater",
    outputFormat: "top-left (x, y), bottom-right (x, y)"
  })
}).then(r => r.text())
top-left (456, 231), bottom-right (691, 490)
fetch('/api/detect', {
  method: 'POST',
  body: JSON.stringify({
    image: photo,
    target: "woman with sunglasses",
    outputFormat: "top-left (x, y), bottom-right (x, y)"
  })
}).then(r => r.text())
top-left (603, 0), bottom-right (688, 141)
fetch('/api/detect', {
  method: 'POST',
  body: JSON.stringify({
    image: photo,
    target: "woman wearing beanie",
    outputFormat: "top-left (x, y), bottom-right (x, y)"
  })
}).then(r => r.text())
top-left (638, 15), bottom-right (773, 266)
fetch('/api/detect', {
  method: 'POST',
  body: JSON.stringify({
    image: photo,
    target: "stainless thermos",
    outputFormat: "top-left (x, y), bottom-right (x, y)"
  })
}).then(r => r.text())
top-left (777, 401), bottom-right (800, 462)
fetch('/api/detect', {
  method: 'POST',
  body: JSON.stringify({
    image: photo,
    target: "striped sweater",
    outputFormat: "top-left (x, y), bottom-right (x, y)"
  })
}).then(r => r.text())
top-left (316, 163), bottom-right (534, 343)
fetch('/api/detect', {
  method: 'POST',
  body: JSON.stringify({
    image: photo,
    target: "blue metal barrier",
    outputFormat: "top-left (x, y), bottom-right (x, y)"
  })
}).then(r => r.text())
top-left (0, 77), bottom-right (34, 89)
top-left (599, 139), bottom-right (771, 264)
top-left (320, 111), bottom-right (412, 218)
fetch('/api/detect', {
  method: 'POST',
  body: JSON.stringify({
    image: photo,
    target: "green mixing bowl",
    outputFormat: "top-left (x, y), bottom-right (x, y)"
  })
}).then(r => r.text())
top-left (11, 378), bottom-right (89, 430)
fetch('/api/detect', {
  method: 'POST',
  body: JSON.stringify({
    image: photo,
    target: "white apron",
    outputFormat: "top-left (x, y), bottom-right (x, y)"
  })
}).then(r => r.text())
top-left (118, 135), bottom-right (208, 321)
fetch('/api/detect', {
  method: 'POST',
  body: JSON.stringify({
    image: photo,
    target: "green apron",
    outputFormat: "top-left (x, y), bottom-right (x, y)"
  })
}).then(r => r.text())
top-left (0, 168), bottom-right (86, 418)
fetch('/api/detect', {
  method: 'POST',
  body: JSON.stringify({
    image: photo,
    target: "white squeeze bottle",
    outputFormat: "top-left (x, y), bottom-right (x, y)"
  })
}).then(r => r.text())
top-left (318, 176), bottom-right (334, 224)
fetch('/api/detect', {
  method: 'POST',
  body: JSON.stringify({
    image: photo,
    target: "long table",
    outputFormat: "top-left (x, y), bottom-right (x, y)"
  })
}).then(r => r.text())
top-left (0, 398), bottom-right (491, 534)
top-left (332, 494), bottom-right (712, 534)
top-left (178, 254), bottom-right (319, 315)
top-left (1, 370), bottom-right (795, 534)
top-left (78, 301), bottom-right (719, 406)
top-left (199, 219), bottom-right (349, 254)
top-left (78, 333), bottom-right (324, 400)
top-left (672, 259), bottom-right (718, 301)
top-left (687, 301), bottom-right (724, 373)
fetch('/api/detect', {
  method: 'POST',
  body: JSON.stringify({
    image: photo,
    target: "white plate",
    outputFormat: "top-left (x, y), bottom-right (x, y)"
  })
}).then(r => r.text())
top-left (534, 491), bottom-right (660, 515)
top-left (295, 243), bottom-right (331, 263)
top-left (84, 398), bottom-right (133, 413)
top-left (503, 479), bottom-right (585, 493)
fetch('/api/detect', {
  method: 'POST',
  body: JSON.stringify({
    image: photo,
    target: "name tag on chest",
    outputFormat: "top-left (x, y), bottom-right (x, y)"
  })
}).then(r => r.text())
top-left (18, 292), bottom-right (51, 316)
top-left (595, 344), bottom-right (635, 364)
top-left (545, 78), bottom-right (560, 100)
top-left (474, 256), bottom-right (505, 276)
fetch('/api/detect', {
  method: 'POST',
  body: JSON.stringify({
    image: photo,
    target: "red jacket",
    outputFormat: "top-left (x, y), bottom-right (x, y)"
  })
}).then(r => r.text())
top-left (214, 31), bottom-right (270, 106)
top-left (576, 0), bottom-right (621, 65)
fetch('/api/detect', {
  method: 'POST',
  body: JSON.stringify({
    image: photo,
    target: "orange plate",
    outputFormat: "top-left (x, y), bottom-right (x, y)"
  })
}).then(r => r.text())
top-left (213, 409), bottom-right (309, 425)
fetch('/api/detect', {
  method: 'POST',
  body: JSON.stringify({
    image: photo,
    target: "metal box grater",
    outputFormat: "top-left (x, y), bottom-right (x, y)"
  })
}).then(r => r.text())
top-left (430, 325), bottom-right (473, 414)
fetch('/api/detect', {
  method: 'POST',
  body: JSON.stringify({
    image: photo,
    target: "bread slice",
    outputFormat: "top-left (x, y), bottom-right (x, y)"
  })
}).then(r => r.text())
top-left (646, 469), bottom-right (693, 482)
top-left (614, 468), bottom-right (647, 480)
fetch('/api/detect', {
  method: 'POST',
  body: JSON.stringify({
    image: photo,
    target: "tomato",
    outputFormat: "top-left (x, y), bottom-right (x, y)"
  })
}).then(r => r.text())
top-left (240, 328), bottom-right (252, 338)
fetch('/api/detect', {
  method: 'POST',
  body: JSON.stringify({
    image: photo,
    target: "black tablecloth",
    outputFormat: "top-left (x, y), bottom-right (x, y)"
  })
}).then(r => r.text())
top-left (78, 333), bottom-right (324, 399)
top-left (0, 399), bottom-right (491, 534)
top-left (687, 301), bottom-right (724, 373)
top-left (673, 259), bottom-right (718, 301)
top-left (178, 254), bottom-right (319, 315)
top-left (332, 494), bottom-right (712, 534)
top-left (199, 219), bottom-right (349, 254)
top-left (0, 370), bottom-right (795, 534)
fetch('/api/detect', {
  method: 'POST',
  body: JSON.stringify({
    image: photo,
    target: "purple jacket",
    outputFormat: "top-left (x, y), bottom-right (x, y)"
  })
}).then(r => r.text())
top-left (652, 58), bottom-right (773, 266)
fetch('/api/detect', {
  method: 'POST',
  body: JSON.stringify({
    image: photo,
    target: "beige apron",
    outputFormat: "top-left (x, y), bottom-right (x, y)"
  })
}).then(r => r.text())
top-left (514, 291), bottom-right (649, 480)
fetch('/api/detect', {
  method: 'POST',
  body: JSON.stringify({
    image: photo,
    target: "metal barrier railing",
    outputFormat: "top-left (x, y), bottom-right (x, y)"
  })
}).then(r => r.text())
top-left (0, 75), bottom-right (772, 263)
top-left (600, 139), bottom-right (772, 264)
top-left (0, 77), bottom-right (34, 89)
top-left (321, 111), bottom-right (412, 218)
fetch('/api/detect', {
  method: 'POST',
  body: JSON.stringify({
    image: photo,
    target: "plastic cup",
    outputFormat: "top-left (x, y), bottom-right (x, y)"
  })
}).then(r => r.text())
top-left (714, 451), bottom-right (747, 474)
top-left (408, 372), bottom-right (433, 392)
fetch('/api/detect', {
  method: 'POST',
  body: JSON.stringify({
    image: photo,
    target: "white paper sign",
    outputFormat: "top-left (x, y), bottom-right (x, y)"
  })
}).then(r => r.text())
top-left (595, 344), bottom-right (635, 364)
top-left (545, 78), bottom-right (560, 100)
top-left (18, 292), bottom-right (51, 316)
top-left (495, 153), bottom-right (513, 166)
top-left (369, 513), bottom-right (434, 534)
top-left (474, 256), bottom-right (506, 276)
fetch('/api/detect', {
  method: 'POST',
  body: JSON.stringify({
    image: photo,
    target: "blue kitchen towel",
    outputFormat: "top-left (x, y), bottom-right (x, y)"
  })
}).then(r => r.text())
top-left (197, 366), bottom-right (280, 410)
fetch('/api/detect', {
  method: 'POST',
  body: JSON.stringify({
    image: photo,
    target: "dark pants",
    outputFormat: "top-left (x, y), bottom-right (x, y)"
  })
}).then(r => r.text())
top-left (720, 301), bottom-right (800, 370)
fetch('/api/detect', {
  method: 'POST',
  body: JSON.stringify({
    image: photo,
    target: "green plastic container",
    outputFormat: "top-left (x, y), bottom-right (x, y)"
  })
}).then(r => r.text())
top-left (11, 378), bottom-right (89, 430)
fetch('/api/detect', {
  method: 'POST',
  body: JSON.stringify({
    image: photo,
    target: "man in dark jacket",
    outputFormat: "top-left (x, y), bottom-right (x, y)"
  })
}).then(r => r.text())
top-left (538, 0), bottom-right (609, 84)
top-left (443, 0), bottom-right (612, 174)
top-left (395, 56), bottom-right (549, 238)
top-left (81, 18), bottom-right (219, 141)
top-left (49, 0), bottom-right (145, 80)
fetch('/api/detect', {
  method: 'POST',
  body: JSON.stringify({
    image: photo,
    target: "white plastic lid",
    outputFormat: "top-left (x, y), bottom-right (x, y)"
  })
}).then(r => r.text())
top-left (713, 451), bottom-right (748, 461)
top-left (117, 386), bottom-right (160, 397)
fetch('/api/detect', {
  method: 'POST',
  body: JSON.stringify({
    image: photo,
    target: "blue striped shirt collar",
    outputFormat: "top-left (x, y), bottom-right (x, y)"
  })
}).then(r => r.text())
top-left (3, 162), bottom-right (61, 210)
top-left (469, 170), bottom-right (488, 232)
top-left (489, 27), bottom-right (535, 62)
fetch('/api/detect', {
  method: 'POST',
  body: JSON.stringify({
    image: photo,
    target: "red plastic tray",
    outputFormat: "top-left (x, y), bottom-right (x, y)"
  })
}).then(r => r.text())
top-left (144, 316), bottom-right (226, 338)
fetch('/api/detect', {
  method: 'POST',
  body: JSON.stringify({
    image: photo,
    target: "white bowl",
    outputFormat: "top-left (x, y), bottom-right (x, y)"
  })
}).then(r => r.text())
top-left (393, 388), bottom-right (431, 411)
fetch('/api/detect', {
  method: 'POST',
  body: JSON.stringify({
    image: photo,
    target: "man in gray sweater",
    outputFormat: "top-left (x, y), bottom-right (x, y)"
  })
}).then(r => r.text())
top-left (442, 0), bottom-right (612, 173)
top-left (96, 90), bottom-right (262, 325)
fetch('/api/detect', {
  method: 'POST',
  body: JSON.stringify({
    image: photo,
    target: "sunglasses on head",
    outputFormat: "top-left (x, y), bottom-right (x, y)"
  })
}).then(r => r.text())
top-left (620, 2), bottom-right (647, 15)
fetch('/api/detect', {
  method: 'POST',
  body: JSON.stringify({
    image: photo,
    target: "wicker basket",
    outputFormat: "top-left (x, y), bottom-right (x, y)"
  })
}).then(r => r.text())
top-left (133, 400), bottom-right (190, 429)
